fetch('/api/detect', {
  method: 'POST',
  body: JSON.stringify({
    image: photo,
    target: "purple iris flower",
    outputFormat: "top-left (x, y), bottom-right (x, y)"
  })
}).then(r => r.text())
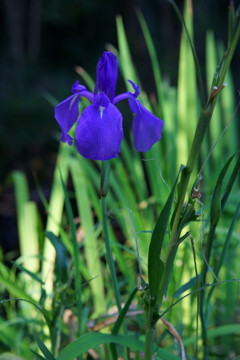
top-left (54, 51), bottom-right (164, 161)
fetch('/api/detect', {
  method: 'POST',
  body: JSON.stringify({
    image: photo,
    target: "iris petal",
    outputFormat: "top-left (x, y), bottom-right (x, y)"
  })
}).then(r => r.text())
top-left (54, 94), bottom-right (80, 145)
top-left (95, 51), bottom-right (118, 101)
top-left (129, 99), bottom-right (164, 152)
top-left (113, 80), bottom-right (140, 105)
top-left (72, 80), bottom-right (86, 94)
top-left (76, 102), bottom-right (123, 160)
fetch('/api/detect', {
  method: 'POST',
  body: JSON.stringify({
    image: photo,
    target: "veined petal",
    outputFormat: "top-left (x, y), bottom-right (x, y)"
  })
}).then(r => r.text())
top-left (129, 99), bottom-right (164, 152)
top-left (54, 94), bottom-right (80, 144)
top-left (76, 101), bottom-right (123, 160)
top-left (95, 51), bottom-right (118, 101)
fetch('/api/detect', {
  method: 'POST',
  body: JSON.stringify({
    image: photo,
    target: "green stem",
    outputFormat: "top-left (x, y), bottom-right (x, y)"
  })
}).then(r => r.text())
top-left (144, 328), bottom-right (155, 360)
top-left (199, 224), bottom-right (216, 360)
top-left (101, 196), bottom-right (122, 312)
top-left (157, 108), bottom-right (213, 309)
top-left (144, 306), bottom-right (155, 360)
top-left (100, 161), bottom-right (131, 360)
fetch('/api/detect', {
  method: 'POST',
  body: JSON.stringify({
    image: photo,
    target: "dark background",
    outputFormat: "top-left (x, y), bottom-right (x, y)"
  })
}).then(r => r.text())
top-left (0, 0), bottom-right (239, 251)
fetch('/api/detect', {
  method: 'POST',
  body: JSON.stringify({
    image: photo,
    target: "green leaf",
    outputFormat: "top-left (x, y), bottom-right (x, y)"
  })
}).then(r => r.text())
top-left (0, 273), bottom-right (35, 303)
top-left (59, 168), bottom-right (82, 333)
top-left (11, 172), bottom-right (40, 271)
top-left (168, 0), bottom-right (205, 106)
top-left (175, 0), bottom-right (198, 167)
top-left (69, 156), bottom-right (105, 314)
top-left (174, 274), bottom-right (202, 298)
top-left (205, 30), bottom-right (222, 170)
top-left (206, 201), bottom-right (240, 304)
top-left (57, 333), bottom-right (144, 360)
top-left (221, 152), bottom-right (240, 209)
top-left (11, 262), bottom-right (44, 285)
top-left (112, 287), bottom-right (138, 334)
top-left (57, 332), bottom-right (180, 360)
top-left (183, 324), bottom-right (240, 346)
top-left (45, 231), bottom-right (68, 284)
top-left (148, 167), bottom-right (183, 301)
top-left (210, 152), bottom-right (238, 226)
top-left (34, 335), bottom-right (56, 360)
top-left (116, 15), bottom-right (139, 90)
top-left (30, 350), bottom-right (46, 360)
top-left (136, 9), bottom-right (164, 117)
top-left (41, 143), bottom-right (70, 295)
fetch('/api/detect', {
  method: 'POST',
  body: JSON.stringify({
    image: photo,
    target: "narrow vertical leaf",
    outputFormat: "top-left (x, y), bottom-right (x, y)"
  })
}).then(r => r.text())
top-left (148, 167), bottom-right (183, 301)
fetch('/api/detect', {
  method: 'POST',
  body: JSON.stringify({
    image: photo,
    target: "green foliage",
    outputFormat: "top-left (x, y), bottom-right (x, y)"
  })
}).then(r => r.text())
top-left (34, 335), bottom-right (56, 360)
top-left (148, 167), bottom-right (183, 305)
top-left (1, 1), bottom-right (240, 359)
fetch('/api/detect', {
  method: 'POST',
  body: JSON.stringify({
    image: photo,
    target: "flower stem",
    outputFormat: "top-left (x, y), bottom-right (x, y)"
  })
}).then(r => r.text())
top-left (101, 196), bottom-right (122, 312)
top-left (100, 161), bottom-right (132, 360)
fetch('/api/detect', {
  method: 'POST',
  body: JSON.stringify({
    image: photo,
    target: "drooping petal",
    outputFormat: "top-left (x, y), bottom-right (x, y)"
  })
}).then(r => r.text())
top-left (129, 99), bottom-right (164, 152)
top-left (95, 51), bottom-right (118, 101)
top-left (76, 92), bottom-right (123, 160)
top-left (54, 94), bottom-right (80, 145)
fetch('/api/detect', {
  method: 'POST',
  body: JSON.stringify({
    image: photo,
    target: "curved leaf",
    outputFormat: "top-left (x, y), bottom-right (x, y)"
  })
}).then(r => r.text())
top-left (57, 333), bottom-right (144, 360)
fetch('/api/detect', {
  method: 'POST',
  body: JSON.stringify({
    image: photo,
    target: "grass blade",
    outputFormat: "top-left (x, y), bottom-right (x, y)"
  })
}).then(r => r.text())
top-left (59, 169), bottom-right (82, 335)
top-left (176, 0), bottom-right (198, 167)
top-left (41, 143), bottom-right (70, 297)
top-left (116, 15), bottom-right (140, 91)
top-left (69, 157), bottom-right (105, 314)
top-left (11, 172), bottom-right (40, 272)
top-left (57, 333), bottom-right (144, 360)
top-left (34, 335), bottom-right (56, 360)
top-left (112, 287), bottom-right (138, 335)
top-left (148, 167), bottom-right (182, 302)
top-left (207, 201), bottom-right (240, 303)
top-left (45, 231), bottom-right (68, 284)
top-left (136, 9), bottom-right (164, 117)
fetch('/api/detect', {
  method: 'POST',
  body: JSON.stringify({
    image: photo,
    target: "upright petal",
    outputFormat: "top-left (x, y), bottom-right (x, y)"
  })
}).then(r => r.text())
top-left (54, 94), bottom-right (80, 145)
top-left (95, 51), bottom-right (118, 101)
top-left (76, 93), bottom-right (123, 160)
top-left (129, 99), bottom-right (164, 152)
